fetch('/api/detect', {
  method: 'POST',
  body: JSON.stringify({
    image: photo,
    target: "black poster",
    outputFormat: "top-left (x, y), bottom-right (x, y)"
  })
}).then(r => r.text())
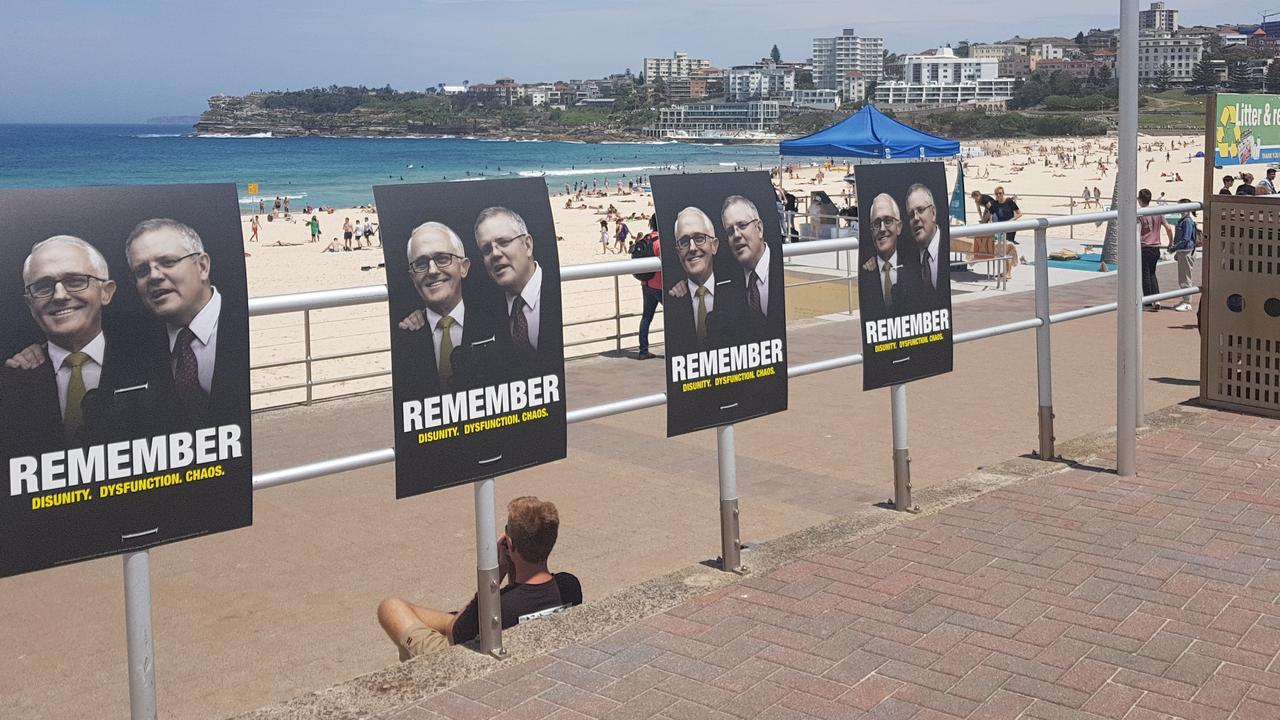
top-left (374, 178), bottom-right (567, 497)
top-left (855, 163), bottom-right (954, 391)
top-left (0, 184), bottom-right (253, 578)
top-left (651, 171), bottom-right (788, 437)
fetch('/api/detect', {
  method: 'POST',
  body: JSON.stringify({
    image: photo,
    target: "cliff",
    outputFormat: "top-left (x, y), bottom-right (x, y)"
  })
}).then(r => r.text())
top-left (194, 93), bottom-right (646, 142)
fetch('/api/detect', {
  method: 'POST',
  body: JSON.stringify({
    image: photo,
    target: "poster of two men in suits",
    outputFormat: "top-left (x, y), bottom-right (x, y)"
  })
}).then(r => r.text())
top-left (651, 171), bottom-right (789, 437)
top-left (855, 163), bottom-right (954, 391)
top-left (0, 184), bottom-right (252, 578)
top-left (375, 178), bottom-right (567, 498)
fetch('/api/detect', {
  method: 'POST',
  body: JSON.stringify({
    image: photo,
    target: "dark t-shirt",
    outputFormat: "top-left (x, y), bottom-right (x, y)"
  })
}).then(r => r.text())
top-left (451, 572), bottom-right (582, 644)
top-left (992, 198), bottom-right (1019, 222)
top-left (1236, 185), bottom-right (1256, 196)
top-left (1219, 187), bottom-right (1234, 195)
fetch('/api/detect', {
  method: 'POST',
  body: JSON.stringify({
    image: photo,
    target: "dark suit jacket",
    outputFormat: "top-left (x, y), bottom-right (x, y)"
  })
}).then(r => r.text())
top-left (859, 254), bottom-right (923, 319)
top-left (908, 239), bottom-right (951, 311)
top-left (493, 269), bottom-right (564, 379)
top-left (394, 302), bottom-right (507, 398)
top-left (665, 276), bottom-right (747, 350)
top-left (734, 257), bottom-right (785, 342)
top-left (0, 335), bottom-right (143, 460)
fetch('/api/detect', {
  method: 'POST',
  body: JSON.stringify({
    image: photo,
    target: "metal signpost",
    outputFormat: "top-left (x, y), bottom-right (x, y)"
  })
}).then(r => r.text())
top-left (1116, 0), bottom-right (1140, 477)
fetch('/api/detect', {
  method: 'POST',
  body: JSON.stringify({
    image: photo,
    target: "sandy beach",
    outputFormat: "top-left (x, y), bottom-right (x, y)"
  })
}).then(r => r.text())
top-left (243, 133), bottom-right (1210, 407)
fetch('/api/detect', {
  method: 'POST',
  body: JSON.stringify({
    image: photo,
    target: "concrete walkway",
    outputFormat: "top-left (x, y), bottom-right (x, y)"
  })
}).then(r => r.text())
top-left (279, 403), bottom-right (1280, 720)
top-left (0, 263), bottom-right (1206, 720)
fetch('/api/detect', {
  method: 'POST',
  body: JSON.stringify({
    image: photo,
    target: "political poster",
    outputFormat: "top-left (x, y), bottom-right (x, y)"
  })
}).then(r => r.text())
top-left (651, 171), bottom-right (788, 437)
top-left (1213, 93), bottom-right (1280, 166)
top-left (374, 178), bottom-right (567, 497)
top-left (0, 184), bottom-right (253, 578)
top-left (855, 163), bottom-right (954, 391)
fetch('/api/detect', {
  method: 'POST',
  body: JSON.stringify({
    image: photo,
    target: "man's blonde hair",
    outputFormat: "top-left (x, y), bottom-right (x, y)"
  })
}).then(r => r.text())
top-left (507, 496), bottom-right (559, 564)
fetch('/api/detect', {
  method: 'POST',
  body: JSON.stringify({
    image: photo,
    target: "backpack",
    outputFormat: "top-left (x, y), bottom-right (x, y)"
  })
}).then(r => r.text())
top-left (631, 231), bottom-right (657, 281)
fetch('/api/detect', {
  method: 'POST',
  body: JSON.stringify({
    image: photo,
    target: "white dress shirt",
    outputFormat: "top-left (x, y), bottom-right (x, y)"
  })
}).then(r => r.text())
top-left (424, 299), bottom-right (465, 365)
top-left (167, 288), bottom-right (221, 394)
top-left (48, 331), bottom-right (106, 419)
top-left (743, 244), bottom-right (771, 316)
top-left (920, 228), bottom-right (941, 291)
top-left (504, 263), bottom-right (542, 350)
top-left (685, 272), bottom-right (717, 322)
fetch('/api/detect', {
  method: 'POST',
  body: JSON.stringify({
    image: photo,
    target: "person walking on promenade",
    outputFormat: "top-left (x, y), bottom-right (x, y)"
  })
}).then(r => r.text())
top-left (1168, 201), bottom-right (1197, 312)
top-left (1138, 188), bottom-right (1173, 311)
top-left (634, 216), bottom-right (662, 360)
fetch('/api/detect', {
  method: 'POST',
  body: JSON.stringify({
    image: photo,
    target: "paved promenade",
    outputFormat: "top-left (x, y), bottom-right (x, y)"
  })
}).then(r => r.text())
top-left (340, 404), bottom-right (1280, 720)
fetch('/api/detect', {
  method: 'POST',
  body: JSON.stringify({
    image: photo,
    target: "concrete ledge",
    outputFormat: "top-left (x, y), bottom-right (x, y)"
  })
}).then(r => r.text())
top-left (232, 400), bottom-right (1207, 720)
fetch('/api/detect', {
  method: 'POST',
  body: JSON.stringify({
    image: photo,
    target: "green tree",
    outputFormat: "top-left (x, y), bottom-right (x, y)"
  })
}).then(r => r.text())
top-left (1074, 31), bottom-right (1086, 48)
top-left (1228, 60), bottom-right (1252, 92)
top-left (795, 69), bottom-right (816, 90)
top-left (1267, 60), bottom-right (1280, 93)
top-left (770, 44), bottom-right (782, 63)
top-left (1204, 33), bottom-right (1225, 60)
top-left (1155, 63), bottom-right (1173, 91)
top-left (1191, 58), bottom-right (1217, 92)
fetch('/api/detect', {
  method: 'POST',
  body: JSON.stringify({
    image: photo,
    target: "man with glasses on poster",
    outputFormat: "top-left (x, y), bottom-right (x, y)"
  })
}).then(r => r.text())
top-left (860, 194), bottom-right (920, 317)
top-left (125, 218), bottom-right (246, 427)
top-left (667, 207), bottom-right (743, 348)
top-left (721, 195), bottom-right (776, 337)
top-left (1, 236), bottom-right (125, 455)
top-left (399, 222), bottom-right (481, 393)
top-left (472, 207), bottom-right (555, 370)
top-left (905, 184), bottom-right (948, 309)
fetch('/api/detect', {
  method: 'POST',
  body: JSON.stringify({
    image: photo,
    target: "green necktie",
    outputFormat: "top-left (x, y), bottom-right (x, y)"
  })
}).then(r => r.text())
top-left (437, 315), bottom-right (455, 386)
top-left (64, 351), bottom-right (90, 439)
top-left (882, 262), bottom-right (894, 310)
top-left (695, 286), bottom-right (709, 342)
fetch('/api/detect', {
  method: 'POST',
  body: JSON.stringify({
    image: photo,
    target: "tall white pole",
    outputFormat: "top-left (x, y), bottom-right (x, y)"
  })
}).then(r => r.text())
top-left (123, 551), bottom-right (157, 720)
top-left (1117, 0), bottom-right (1139, 476)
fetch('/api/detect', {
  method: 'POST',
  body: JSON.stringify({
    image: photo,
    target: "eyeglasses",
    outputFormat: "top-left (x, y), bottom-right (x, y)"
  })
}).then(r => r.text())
top-left (409, 253), bottom-right (465, 274)
top-left (726, 218), bottom-right (760, 234)
top-left (907, 205), bottom-right (935, 218)
top-left (25, 274), bottom-right (107, 299)
top-left (675, 233), bottom-right (715, 250)
top-left (130, 252), bottom-right (201, 280)
top-left (870, 217), bottom-right (901, 229)
top-left (478, 234), bottom-right (528, 257)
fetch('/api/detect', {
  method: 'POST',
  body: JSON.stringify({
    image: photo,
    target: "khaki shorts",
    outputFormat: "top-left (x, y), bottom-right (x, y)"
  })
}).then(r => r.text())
top-left (400, 622), bottom-right (451, 659)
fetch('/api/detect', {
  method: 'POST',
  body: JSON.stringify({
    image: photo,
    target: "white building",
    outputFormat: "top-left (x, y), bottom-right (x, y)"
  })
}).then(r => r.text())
top-left (791, 89), bottom-right (840, 111)
top-left (901, 46), bottom-right (999, 84)
top-left (841, 71), bottom-right (867, 103)
top-left (655, 101), bottom-right (780, 133)
top-left (726, 63), bottom-right (795, 101)
top-left (1139, 2), bottom-right (1179, 33)
top-left (643, 52), bottom-right (710, 85)
top-left (1031, 44), bottom-right (1065, 60)
top-left (875, 47), bottom-right (1013, 105)
top-left (1138, 31), bottom-right (1203, 84)
top-left (812, 28), bottom-right (884, 89)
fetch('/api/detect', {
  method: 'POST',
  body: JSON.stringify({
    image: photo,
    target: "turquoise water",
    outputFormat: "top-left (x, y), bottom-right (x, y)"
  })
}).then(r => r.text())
top-left (0, 124), bottom-right (783, 211)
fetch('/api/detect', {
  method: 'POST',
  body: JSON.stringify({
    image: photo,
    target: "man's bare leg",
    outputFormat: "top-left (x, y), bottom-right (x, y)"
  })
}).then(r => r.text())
top-left (377, 597), bottom-right (456, 659)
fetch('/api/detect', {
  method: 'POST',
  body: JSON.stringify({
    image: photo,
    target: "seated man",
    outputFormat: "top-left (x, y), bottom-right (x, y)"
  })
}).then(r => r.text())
top-left (377, 496), bottom-right (581, 660)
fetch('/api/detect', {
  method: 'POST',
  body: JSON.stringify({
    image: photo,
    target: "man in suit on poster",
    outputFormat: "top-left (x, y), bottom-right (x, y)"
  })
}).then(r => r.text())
top-left (904, 183), bottom-right (949, 309)
top-left (665, 206), bottom-right (743, 348)
top-left (721, 195), bottom-right (781, 339)
top-left (394, 221), bottom-right (507, 396)
top-left (0, 236), bottom-right (135, 458)
top-left (124, 218), bottom-right (249, 427)
top-left (859, 193), bottom-right (920, 318)
top-left (470, 207), bottom-right (562, 373)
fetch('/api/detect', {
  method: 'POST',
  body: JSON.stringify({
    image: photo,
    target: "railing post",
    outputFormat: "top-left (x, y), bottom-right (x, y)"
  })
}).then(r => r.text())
top-left (613, 276), bottom-right (622, 352)
top-left (716, 424), bottom-right (744, 573)
top-left (1033, 223), bottom-right (1055, 460)
top-left (845, 249), bottom-right (854, 315)
top-left (303, 309), bottom-right (313, 406)
top-left (1069, 199), bottom-right (1075, 240)
top-left (473, 477), bottom-right (504, 658)
top-left (123, 550), bottom-right (157, 720)
top-left (1116, 0), bottom-right (1139, 477)
top-left (889, 384), bottom-right (915, 512)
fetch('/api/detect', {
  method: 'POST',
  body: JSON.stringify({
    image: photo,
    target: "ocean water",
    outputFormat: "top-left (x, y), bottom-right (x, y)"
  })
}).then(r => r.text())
top-left (0, 124), bottom-right (783, 211)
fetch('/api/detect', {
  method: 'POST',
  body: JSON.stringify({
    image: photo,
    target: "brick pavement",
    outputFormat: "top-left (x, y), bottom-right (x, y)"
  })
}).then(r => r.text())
top-left (389, 407), bottom-right (1280, 720)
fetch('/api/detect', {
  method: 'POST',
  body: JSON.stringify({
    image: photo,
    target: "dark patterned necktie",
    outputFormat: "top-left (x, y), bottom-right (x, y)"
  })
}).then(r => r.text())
top-left (510, 296), bottom-right (532, 350)
top-left (173, 327), bottom-right (203, 398)
top-left (921, 249), bottom-right (935, 292)
top-left (747, 271), bottom-right (764, 318)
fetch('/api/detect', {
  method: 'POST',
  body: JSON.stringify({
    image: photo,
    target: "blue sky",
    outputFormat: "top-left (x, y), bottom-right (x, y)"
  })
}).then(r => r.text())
top-left (0, 1), bottom-right (1234, 122)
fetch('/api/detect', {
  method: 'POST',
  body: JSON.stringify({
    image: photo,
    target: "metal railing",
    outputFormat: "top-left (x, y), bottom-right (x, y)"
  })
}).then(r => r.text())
top-left (249, 201), bottom-right (1201, 490)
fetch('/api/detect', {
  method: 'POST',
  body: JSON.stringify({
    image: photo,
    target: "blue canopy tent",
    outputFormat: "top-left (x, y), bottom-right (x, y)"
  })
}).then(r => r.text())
top-left (779, 105), bottom-right (959, 160)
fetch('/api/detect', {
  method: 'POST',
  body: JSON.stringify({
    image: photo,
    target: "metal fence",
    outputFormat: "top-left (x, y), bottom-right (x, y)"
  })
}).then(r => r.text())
top-left (120, 201), bottom-right (1202, 718)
